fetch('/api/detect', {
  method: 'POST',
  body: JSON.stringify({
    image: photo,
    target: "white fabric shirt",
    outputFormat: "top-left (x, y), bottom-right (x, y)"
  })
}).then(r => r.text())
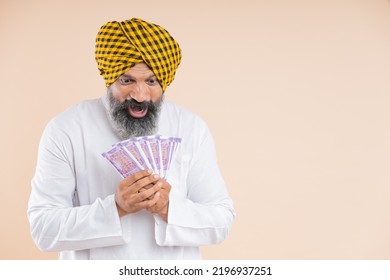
top-left (28, 94), bottom-right (235, 259)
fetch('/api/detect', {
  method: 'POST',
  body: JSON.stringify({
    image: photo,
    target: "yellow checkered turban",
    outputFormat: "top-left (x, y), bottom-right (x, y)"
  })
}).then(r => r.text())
top-left (95, 18), bottom-right (182, 91)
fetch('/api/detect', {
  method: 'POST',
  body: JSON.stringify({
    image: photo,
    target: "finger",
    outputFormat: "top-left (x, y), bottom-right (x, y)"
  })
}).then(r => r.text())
top-left (138, 183), bottom-right (156, 200)
top-left (136, 182), bottom-right (162, 201)
top-left (136, 191), bottom-right (161, 210)
top-left (157, 179), bottom-right (172, 192)
top-left (148, 201), bottom-right (165, 213)
top-left (138, 183), bottom-right (155, 193)
top-left (131, 174), bottom-right (161, 193)
top-left (121, 169), bottom-right (153, 188)
top-left (152, 180), bottom-right (171, 199)
top-left (116, 175), bottom-right (159, 205)
top-left (147, 187), bottom-right (169, 213)
top-left (151, 191), bottom-right (169, 212)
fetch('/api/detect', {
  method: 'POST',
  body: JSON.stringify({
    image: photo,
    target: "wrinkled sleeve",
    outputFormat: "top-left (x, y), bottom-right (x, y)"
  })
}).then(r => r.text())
top-left (154, 125), bottom-right (235, 246)
top-left (27, 122), bottom-right (131, 252)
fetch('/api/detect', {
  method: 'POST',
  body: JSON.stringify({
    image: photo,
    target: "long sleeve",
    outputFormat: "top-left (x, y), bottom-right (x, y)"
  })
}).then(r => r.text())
top-left (154, 124), bottom-right (235, 246)
top-left (28, 98), bottom-right (235, 259)
top-left (28, 122), bottom-right (131, 252)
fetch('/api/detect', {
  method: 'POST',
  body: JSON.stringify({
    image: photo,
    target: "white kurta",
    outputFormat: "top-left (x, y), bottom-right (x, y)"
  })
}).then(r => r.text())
top-left (28, 94), bottom-right (235, 259)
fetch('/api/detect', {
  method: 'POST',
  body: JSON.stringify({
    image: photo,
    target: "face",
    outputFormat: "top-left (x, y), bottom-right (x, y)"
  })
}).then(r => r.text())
top-left (107, 63), bottom-right (164, 140)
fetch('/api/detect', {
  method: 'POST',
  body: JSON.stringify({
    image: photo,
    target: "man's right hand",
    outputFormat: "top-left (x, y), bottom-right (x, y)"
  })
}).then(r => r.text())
top-left (115, 169), bottom-right (162, 217)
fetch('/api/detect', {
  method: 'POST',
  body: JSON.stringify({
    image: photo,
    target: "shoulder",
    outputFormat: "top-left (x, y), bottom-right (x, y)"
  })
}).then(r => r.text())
top-left (50, 98), bottom-right (103, 124)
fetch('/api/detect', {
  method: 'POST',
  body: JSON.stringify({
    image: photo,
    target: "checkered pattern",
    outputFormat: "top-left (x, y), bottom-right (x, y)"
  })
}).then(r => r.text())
top-left (95, 18), bottom-right (182, 91)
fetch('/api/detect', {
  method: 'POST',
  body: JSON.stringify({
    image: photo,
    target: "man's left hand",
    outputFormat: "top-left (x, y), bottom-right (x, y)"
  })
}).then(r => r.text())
top-left (147, 179), bottom-right (171, 222)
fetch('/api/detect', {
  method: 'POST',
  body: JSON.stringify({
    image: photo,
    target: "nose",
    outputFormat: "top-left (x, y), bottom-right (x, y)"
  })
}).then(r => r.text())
top-left (128, 84), bottom-right (149, 102)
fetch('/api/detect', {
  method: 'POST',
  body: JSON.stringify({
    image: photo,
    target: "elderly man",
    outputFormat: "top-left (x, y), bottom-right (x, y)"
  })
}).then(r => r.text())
top-left (28, 18), bottom-right (235, 260)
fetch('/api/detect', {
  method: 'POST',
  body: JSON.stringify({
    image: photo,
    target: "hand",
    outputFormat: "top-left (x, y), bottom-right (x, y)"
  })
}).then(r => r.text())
top-left (115, 169), bottom-right (162, 217)
top-left (147, 179), bottom-right (171, 222)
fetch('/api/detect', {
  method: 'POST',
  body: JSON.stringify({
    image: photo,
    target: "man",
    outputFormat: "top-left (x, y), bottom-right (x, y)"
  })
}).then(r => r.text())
top-left (28, 18), bottom-right (235, 260)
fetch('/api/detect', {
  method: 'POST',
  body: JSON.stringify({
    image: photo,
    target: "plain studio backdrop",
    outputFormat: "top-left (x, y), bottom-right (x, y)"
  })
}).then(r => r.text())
top-left (0, 0), bottom-right (390, 259)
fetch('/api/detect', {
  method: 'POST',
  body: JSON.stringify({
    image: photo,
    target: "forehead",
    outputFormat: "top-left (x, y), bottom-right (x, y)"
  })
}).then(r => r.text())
top-left (123, 63), bottom-right (155, 77)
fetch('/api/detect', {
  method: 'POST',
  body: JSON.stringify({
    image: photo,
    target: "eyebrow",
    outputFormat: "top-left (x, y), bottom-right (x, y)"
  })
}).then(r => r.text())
top-left (121, 74), bottom-right (156, 80)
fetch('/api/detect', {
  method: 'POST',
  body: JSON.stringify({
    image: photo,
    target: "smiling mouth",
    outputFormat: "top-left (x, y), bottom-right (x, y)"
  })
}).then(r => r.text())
top-left (128, 104), bottom-right (148, 118)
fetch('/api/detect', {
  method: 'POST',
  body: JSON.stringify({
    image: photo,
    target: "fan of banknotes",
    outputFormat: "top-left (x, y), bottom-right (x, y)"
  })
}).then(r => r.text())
top-left (102, 135), bottom-right (181, 179)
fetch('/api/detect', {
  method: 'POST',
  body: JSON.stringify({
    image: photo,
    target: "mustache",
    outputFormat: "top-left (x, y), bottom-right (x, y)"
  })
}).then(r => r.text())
top-left (116, 98), bottom-right (157, 111)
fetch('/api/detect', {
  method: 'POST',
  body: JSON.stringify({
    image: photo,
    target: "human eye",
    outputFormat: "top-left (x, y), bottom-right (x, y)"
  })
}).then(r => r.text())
top-left (119, 77), bottom-right (134, 85)
top-left (146, 76), bottom-right (158, 86)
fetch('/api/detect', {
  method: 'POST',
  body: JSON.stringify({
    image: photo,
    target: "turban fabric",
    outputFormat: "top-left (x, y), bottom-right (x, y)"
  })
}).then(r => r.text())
top-left (95, 18), bottom-right (182, 91)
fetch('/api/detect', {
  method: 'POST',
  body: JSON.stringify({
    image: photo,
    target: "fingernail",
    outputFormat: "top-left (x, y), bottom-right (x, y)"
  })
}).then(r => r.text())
top-left (153, 174), bottom-right (160, 179)
top-left (147, 169), bottom-right (153, 174)
top-left (157, 182), bottom-right (163, 188)
top-left (156, 192), bottom-right (161, 197)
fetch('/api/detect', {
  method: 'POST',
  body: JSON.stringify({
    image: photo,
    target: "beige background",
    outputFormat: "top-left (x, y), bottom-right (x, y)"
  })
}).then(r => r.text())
top-left (1, 0), bottom-right (390, 259)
